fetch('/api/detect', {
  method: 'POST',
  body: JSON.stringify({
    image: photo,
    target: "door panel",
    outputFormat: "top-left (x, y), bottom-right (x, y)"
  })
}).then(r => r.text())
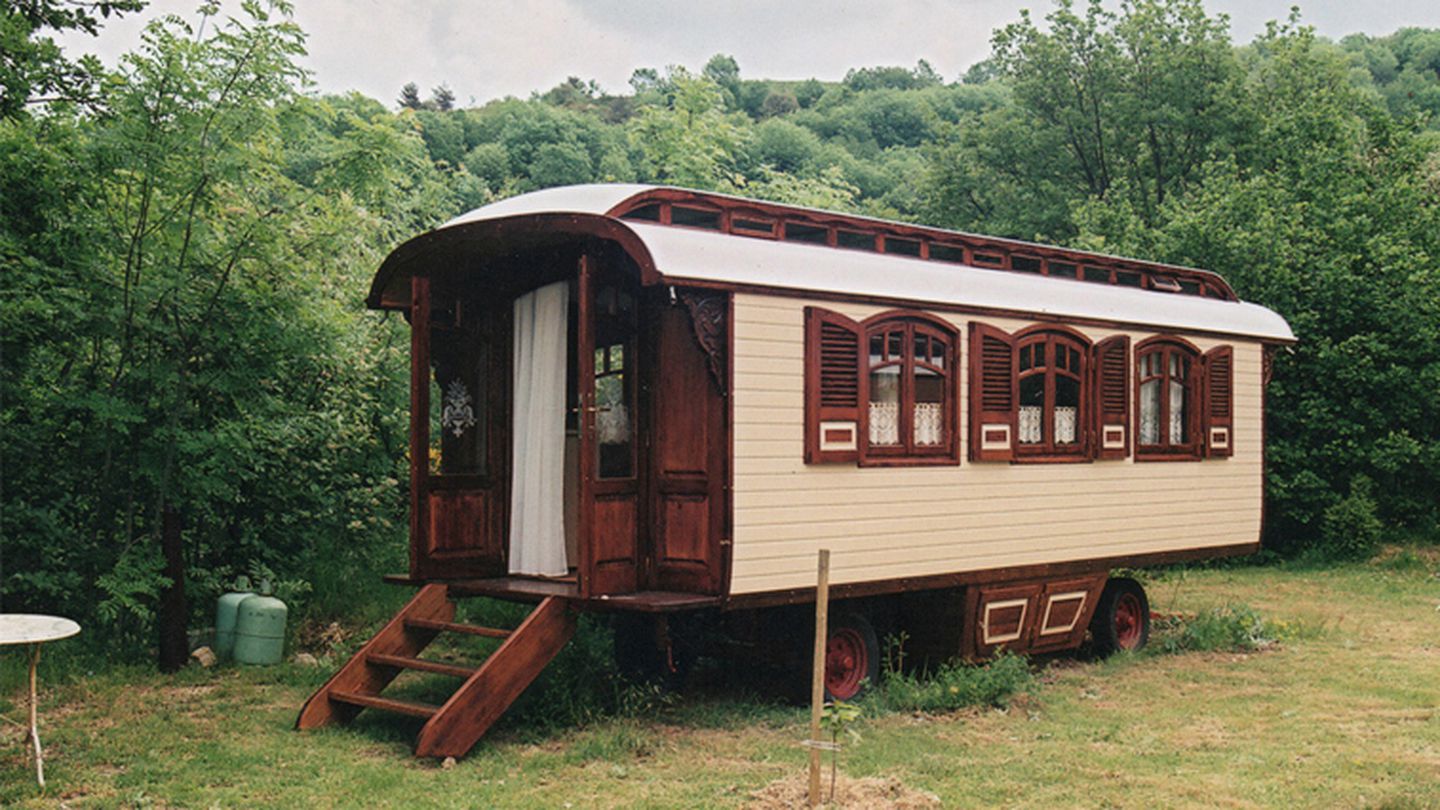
top-left (578, 256), bottom-right (642, 596)
top-left (411, 277), bottom-right (510, 580)
top-left (649, 298), bottom-right (727, 593)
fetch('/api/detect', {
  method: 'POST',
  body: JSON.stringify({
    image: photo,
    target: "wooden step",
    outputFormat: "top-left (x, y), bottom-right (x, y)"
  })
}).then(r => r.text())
top-left (329, 690), bottom-right (439, 719)
top-left (404, 617), bottom-right (511, 639)
top-left (367, 653), bottom-right (476, 679)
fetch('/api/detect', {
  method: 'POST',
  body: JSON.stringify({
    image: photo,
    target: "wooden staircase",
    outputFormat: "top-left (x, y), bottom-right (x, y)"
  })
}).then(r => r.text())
top-left (295, 584), bottom-right (576, 758)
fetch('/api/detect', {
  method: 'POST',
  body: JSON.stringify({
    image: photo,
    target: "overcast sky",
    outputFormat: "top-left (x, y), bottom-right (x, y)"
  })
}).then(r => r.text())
top-left (56, 0), bottom-right (1440, 107)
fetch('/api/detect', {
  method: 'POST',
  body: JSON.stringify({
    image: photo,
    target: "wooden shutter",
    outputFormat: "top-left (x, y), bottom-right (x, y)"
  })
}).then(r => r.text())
top-left (1204, 345), bottom-right (1234, 458)
top-left (804, 307), bottom-right (861, 463)
top-left (1092, 335), bottom-right (1130, 459)
top-left (968, 322), bottom-right (1016, 462)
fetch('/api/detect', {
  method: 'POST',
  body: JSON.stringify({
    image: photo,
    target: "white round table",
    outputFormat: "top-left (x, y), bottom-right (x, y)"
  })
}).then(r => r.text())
top-left (1, 615), bottom-right (80, 789)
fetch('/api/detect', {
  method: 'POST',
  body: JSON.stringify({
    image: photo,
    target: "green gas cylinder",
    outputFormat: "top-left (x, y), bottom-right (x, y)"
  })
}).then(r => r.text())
top-left (233, 581), bottom-right (287, 665)
top-left (215, 576), bottom-right (254, 661)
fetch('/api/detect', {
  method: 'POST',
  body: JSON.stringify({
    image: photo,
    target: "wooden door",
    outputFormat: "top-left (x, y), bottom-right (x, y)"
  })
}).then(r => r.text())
top-left (648, 294), bottom-right (727, 593)
top-left (577, 257), bottom-right (641, 595)
top-left (409, 277), bottom-right (509, 580)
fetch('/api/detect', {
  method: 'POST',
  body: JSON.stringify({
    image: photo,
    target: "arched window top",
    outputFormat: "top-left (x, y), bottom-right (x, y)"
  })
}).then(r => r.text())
top-left (1014, 323), bottom-right (1093, 348)
top-left (860, 308), bottom-right (958, 337)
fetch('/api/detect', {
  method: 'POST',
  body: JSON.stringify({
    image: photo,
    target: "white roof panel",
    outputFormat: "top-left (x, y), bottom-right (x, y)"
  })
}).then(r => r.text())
top-left (445, 184), bottom-right (649, 226)
top-left (627, 223), bottom-right (1294, 342)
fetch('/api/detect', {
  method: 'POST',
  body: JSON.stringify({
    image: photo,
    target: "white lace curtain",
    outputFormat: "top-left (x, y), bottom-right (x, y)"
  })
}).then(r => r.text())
top-left (868, 402), bottom-right (944, 446)
top-left (1019, 405), bottom-right (1077, 444)
top-left (509, 281), bottom-right (569, 577)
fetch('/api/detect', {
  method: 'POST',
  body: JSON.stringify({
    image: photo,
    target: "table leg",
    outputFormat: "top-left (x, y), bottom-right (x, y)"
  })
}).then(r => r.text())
top-left (28, 643), bottom-right (44, 788)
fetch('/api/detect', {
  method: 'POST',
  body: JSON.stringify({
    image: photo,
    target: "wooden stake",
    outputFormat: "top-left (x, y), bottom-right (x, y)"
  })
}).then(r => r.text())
top-left (29, 643), bottom-right (44, 788)
top-left (808, 549), bottom-right (830, 807)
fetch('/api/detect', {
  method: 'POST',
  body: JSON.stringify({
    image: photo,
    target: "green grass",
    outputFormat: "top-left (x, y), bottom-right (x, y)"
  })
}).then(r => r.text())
top-left (2, 552), bottom-right (1438, 808)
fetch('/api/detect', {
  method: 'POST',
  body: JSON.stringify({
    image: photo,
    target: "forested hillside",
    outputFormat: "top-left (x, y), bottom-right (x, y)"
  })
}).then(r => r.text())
top-left (3, 0), bottom-right (1437, 661)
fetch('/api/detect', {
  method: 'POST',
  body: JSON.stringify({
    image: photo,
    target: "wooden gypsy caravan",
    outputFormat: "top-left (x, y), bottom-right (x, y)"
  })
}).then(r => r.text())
top-left (297, 184), bottom-right (1295, 757)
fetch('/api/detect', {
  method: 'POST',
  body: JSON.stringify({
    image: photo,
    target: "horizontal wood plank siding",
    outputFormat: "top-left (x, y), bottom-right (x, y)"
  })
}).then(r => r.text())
top-left (729, 294), bottom-right (1265, 595)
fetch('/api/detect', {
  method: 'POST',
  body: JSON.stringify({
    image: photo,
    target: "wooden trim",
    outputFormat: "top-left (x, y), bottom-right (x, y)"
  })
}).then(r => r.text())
top-left (602, 187), bottom-right (1239, 301)
top-left (1012, 325), bottom-right (1092, 460)
top-left (368, 213), bottom-right (662, 310)
top-left (721, 542), bottom-right (1260, 611)
top-left (1093, 334), bottom-right (1131, 460)
top-left (1134, 335), bottom-right (1204, 461)
top-left (803, 307), bottom-right (862, 464)
top-left (856, 311), bottom-right (961, 466)
top-left (1203, 345), bottom-right (1234, 459)
top-left (968, 321), bottom-right (1017, 462)
top-left (576, 256), bottom-right (595, 599)
top-left (409, 276), bottom-right (431, 578)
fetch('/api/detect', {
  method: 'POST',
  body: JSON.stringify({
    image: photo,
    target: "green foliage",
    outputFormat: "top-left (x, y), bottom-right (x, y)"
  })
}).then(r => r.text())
top-left (927, 4), bottom-right (1440, 553)
top-left (1320, 476), bottom-right (1385, 561)
top-left (867, 638), bottom-right (1034, 715)
top-left (1154, 604), bottom-right (1284, 653)
top-left (0, 0), bottom-right (145, 119)
top-left (0, 2), bottom-right (457, 658)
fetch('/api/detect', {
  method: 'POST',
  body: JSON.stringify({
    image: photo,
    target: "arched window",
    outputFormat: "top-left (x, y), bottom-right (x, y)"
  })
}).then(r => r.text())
top-left (1016, 329), bottom-right (1089, 458)
top-left (862, 314), bottom-right (957, 463)
top-left (1136, 338), bottom-right (1200, 457)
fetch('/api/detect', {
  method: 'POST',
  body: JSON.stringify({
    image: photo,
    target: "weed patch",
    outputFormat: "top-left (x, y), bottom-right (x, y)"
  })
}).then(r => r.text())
top-left (1153, 604), bottom-right (1288, 654)
top-left (866, 646), bottom-right (1034, 715)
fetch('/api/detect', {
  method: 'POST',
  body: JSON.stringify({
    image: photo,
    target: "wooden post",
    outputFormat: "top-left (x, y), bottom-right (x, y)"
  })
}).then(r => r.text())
top-left (808, 549), bottom-right (830, 807)
top-left (28, 643), bottom-right (44, 788)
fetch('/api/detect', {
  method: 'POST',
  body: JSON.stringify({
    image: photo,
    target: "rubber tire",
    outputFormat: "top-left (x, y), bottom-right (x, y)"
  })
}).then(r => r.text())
top-left (1090, 577), bottom-right (1151, 656)
top-left (823, 611), bottom-right (880, 701)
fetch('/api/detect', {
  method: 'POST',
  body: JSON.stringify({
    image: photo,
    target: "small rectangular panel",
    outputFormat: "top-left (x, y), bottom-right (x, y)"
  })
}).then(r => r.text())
top-left (981, 424), bottom-right (1011, 450)
top-left (1028, 575), bottom-right (1108, 654)
top-left (1210, 427), bottom-right (1229, 450)
top-left (819, 420), bottom-right (857, 451)
top-left (661, 495), bottom-right (708, 564)
top-left (593, 495), bottom-right (637, 566)
top-left (1038, 591), bottom-right (1089, 636)
top-left (982, 598), bottom-right (1029, 644)
top-left (969, 581), bottom-right (1042, 658)
top-left (427, 490), bottom-right (489, 557)
top-left (1103, 426), bottom-right (1126, 449)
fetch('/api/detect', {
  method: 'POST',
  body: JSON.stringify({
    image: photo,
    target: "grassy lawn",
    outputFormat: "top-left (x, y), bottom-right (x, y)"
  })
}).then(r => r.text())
top-left (2, 553), bottom-right (1437, 808)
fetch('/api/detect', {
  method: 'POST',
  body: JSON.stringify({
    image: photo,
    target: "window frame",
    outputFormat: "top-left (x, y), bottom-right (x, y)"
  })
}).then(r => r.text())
top-left (1013, 326), bottom-right (1092, 462)
top-left (857, 311), bottom-right (960, 466)
top-left (1134, 336), bottom-right (1202, 461)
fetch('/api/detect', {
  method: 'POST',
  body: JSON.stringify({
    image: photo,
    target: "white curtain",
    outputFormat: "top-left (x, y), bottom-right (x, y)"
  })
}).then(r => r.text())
top-left (509, 281), bottom-right (570, 576)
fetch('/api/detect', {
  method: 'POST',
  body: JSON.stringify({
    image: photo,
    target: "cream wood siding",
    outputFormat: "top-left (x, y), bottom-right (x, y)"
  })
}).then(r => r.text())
top-left (729, 293), bottom-right (1266, 595)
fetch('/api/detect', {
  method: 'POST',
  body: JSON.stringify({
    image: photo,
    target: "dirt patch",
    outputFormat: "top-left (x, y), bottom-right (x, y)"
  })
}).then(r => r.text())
top-left (749, 772), bottom-right (940, 809)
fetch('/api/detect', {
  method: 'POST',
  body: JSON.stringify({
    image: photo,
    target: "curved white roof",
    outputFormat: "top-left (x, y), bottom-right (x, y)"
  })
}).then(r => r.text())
top-left (427, 185), bottom-right (1294, 342)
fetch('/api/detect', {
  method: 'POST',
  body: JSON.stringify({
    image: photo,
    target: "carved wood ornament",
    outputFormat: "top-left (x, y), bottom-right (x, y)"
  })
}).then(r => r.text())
top-left (677, 289), bottom-right (727, 394)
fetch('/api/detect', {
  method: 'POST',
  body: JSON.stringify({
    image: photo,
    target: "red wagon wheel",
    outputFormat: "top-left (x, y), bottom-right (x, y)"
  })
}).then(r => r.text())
top-left (1090, 578), bottom-right (1151, 656)
top-left (823, 613), bottom-right (879, 701)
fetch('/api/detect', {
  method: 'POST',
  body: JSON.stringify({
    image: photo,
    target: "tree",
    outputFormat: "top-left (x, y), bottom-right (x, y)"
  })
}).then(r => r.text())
top-left (2, 2), bottom-right (458, 662)
top-left (398, 82), bottom-right (423, 110)
top-left (431, 83), bottom-right (455, 111)
top-left (0, 0), bottom-right (145, 118)
top-left (628, 67), bottom-right (748, 189)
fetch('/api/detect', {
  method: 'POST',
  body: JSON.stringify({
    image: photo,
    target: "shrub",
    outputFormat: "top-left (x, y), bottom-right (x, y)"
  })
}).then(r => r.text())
top-left (1155, 604), bottom-right (1283, 653)
top-left (867, 637), bottom-right (1033, 714)
top-left (1320, 475), bottom-right (1385, 561)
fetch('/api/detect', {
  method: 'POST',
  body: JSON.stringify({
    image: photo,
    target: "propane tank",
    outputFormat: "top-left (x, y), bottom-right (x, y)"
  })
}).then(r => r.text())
top-left (214, 576), bottom-right (254, 661)
top-left (233, 580), bottom-right (287, 665)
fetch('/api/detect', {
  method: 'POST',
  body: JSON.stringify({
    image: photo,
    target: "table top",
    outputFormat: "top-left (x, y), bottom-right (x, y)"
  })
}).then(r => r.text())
top-left (0, 615), bottom-right (81, 646)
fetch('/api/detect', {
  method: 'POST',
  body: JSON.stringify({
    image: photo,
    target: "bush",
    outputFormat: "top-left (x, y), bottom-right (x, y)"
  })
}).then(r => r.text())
top-left (867, 638), bottom-right (1033, 714)
top-left (1154, 604), bottom-right (1284, 653)
top-left (1321, 475), bottom-right (1385, 560)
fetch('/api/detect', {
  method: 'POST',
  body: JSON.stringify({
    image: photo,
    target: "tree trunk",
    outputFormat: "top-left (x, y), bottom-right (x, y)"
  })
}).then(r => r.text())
top-left (157, 505), bottom-right (188, 673)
